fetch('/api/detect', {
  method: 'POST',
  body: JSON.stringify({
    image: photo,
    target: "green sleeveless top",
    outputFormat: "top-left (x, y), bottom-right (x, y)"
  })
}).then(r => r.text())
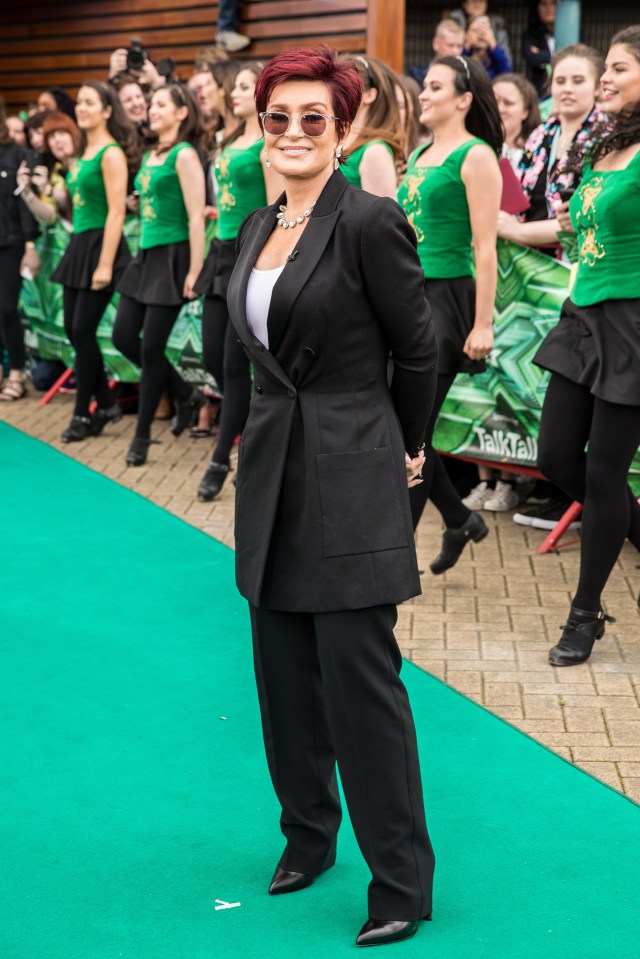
top-left (135, 142), bottom-right (194, 250)
top-left (67, 143), bottom-right (123, 234)
top-left (341, 139), bottom-right (395, 189)
top-left (569, 151), bottom-right (640, 307)
top-left (397, 138), bottom-right (485, 279)
top-left (215, 139), bottom-right (267, 241)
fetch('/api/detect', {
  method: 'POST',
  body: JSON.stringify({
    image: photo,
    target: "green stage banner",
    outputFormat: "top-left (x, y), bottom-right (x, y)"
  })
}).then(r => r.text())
top-left (433, 240), bottom-right (640, 489)
top-left (19, 218), bottom-right (215, 387)
top-left (18, 230), bottom-right (640, 488)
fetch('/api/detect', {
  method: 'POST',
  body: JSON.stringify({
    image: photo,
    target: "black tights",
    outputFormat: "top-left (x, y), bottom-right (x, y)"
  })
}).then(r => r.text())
top-left (63, 287), bottom-right (113, 417)
top-left (0, 246), bottom-right (26, 371)
top-left (409, 374), bottom-right (471, 531)
top-left (112, 295), bottom-right (191, 439)
top-left (538, 373), bottom-right (640, 611)
top-left (201, 294), bottom-right (251, 466)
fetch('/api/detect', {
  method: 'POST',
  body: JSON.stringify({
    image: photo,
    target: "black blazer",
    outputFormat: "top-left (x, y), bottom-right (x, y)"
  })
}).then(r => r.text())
top-left (227, 171), bottom-right (438, 612)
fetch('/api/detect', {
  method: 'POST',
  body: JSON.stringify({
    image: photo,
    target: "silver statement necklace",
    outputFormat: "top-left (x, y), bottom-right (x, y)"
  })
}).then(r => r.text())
top-left (276, 203), bottom-right (315, 229)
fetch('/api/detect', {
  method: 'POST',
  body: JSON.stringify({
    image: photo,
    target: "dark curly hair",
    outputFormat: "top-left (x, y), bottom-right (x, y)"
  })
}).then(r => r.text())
top-left (592, 25), bottom-right (640, 162)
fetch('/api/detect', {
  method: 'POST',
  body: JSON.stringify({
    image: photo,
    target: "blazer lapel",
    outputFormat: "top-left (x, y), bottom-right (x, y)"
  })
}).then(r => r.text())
top-left (267, 171), bottom-right (349, 354)
top-left (228, 206), bottom-right (296, 391)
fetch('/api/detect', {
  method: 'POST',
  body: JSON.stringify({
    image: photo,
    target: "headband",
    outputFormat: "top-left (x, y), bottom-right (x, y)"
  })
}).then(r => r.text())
top-left (456, 56), bottom-right (471, 83)
top-left (355, 55), bottom-right (377, 90)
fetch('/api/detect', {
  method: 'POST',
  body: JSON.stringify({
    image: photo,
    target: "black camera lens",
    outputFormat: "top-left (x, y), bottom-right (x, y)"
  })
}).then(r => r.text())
top-left (126, 39), bottom-right (146, 72)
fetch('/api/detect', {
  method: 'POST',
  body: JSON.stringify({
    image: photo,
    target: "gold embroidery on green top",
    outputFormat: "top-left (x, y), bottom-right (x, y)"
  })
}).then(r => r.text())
top-left (577, 176), bottom-right (606, 267)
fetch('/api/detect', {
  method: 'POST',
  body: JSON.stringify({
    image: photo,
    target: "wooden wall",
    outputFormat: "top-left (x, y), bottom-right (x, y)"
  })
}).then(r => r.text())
top-left (0, 0), bottom-right (398, 114)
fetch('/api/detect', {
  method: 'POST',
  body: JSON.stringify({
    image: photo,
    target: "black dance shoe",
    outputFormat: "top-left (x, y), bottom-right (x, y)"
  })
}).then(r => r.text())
top-left (268, 867), bottom-right (315, 896)
top-left (61, 415), bottom-right (93, 443)
top-left (548, 606), bottom-right (616, 666)
top-left (197, 461), bottom-right (230, 501)
top-left (125, 437), bottom-right (153, 467)
top-left (91, 403), bottom-right (124, 436)
top-left (171, 388), bottom-right (206, 437)
top-left (429, 511), bottom-right (488, 575)
top-left (356, 916), bottom-right (431, 947)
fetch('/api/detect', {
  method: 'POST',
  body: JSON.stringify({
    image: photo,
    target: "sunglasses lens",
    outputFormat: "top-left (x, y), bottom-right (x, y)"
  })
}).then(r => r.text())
top-left (300, 114), bottom-right (327, 136)
top-left (263, 112), bottom-right (289, 135)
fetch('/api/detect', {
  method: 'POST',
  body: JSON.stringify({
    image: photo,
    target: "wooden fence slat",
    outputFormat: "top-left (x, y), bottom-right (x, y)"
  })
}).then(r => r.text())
top-left (0, 16), bottom-right (365, 57)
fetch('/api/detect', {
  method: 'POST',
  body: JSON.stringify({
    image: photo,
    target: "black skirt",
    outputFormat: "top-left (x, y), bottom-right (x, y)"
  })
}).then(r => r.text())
top-left (51, 228), bottom-right (131, 292)
top-left (117, 240), bottom-right (190, 306)
top-left (424, 276), bottom-right (486, 376)
top-left (193, 237), bottom-right (237, 299)
top-left (534, 296), bottom-right (640, 407)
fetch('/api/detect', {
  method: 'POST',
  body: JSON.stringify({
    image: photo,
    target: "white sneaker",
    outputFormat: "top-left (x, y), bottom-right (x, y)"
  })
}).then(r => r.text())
top-left (216, 30), bottom-right (251, 51)
top-left (461, 481), bottom-right (493, 510)
top-left (484, 480), bottom-right (519, 512)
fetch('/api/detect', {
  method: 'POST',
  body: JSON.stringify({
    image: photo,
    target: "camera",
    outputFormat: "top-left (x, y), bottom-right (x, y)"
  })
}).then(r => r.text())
top-left (126, 38), bottom-right (147, 73)
top-left (25, 149), bottom-right (45, 172)
top-left (156, 57), bottom-right (177, 83)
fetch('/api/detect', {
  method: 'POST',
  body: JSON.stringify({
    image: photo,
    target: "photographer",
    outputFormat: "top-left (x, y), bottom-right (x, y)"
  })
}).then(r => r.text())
top-left (17, 111), bottom-right (83, 226)
top-left (108, 41), bottom-right (166, 95)
top-left (0, 95), bottom-right (40, 402)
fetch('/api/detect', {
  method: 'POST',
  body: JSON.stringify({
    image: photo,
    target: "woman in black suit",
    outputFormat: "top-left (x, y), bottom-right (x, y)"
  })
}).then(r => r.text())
top-left (227, 47), bottom-right (438, 948)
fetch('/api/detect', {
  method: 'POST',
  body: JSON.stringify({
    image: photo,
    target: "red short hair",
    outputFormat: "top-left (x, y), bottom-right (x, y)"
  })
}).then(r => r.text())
top-left (255, 45), bottom-right (363, 140)
top-left (42, 111), bottom-right (83, 156)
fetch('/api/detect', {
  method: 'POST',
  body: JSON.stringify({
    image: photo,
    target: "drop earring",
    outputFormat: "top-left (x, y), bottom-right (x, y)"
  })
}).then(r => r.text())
top-left (265, 155), bottom-right (271, 168)
top-left (334, 146), bottom-right (342, 171)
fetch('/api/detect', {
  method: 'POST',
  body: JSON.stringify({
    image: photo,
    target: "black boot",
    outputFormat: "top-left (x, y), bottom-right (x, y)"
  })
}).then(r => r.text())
top-left (429, 511), bottom-right (488, 575)
top-left (125, 437), bottom-right (153, 467)
top-left (548, 606), bottom-right (616, 667)
top-left (91, 403), bottom-right (123, 436)
top-left (197, 461), bottom-right (230, 501)
top-left (62, 415), bottom-right (93, 443)
top-left (171, 388), bottom-right (206, 437)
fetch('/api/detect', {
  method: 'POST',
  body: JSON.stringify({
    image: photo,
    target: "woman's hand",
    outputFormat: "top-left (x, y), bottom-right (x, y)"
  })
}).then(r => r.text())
top-left (555, 199), bottom-right (574, 233)
top-left (464, 324), bottom-right (494, 362)
top-left (139, 58), bottom-right (164, 90)
top-left (126, 192), bottom-right (140, 214)
top-left (20, 246), bottom-right (41, 279)
top-left (109, 48), bottom-right (128, 78)
top-left (405, 450), bottom-right (425, 488)
top-left (16, 160), bottom-right (31, 191)
top-left (30, 165), bottom-right (50, 193)
top-left (91, 264), bottom-right (113, 290)
top-left (183, 270), bottom-right (199, 300)
top-left (497, 210), bottom-right (523, 243)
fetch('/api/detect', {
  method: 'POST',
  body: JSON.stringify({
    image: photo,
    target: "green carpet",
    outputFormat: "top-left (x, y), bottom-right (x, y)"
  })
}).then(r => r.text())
top-left (1, 421), bottom-right (639, 959)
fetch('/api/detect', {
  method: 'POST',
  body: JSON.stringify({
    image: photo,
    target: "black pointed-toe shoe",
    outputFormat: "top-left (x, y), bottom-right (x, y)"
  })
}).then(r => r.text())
top-left (171, 388), bottom-right (206, 437)
top-left (356, 916), bottom-right (431, 947)
top-left (197, 461), bottom-right (230, 501)
top-left (268, 866), bottom-right (315, 896)
top-left (429, 511), bottom-right (488, 575)
top-left (62, 415), bottom-right (93, 443)
top-left (91, 403), bottom-right (123, 436)
top-left (548, 606), bottom-right (615, 666)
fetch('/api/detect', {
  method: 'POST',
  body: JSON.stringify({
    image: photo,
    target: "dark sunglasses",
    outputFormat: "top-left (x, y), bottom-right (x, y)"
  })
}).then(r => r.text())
top-left (259, 111), bottom-right (341, 137)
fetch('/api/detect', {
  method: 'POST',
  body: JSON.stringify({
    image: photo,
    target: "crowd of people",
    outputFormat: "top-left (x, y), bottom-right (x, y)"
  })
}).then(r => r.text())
top-left (2, 9), bottom-right (640, 948)
top-left (1, 7), bottom-right (639, 668)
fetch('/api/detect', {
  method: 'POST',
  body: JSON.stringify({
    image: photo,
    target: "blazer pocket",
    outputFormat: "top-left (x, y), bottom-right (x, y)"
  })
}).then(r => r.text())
top-left (316, 447), bottom-right (407, 558)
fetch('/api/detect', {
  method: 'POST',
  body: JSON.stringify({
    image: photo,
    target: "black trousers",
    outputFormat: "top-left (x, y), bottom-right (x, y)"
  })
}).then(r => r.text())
top-left (0, 245), bottom-right (26, 371)
top-left (250, 602), bottom-right (435, 921)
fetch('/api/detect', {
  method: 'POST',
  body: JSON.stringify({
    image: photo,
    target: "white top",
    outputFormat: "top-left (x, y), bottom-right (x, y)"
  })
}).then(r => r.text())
top-left (246, 265), bottom-right (284, 350)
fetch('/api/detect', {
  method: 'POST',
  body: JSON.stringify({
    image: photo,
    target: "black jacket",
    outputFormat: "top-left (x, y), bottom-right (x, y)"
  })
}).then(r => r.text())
top-left (227, 171), bottom-right (438, 612)
top-left (0, 143), bottom-right (40, 248)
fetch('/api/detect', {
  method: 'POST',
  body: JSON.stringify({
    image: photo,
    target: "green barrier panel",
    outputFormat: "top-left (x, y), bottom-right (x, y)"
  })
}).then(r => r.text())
top-left (18, 228), bottom-right (640, 490)
top-left (434, 240), bottom-right (640, 493)
top-left (19, 217), bottom-right (216, 386)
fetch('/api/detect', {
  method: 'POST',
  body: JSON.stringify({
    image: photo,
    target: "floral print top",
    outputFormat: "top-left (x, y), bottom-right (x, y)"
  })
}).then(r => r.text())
top-left (517, 108), bottom-right (612, 219)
